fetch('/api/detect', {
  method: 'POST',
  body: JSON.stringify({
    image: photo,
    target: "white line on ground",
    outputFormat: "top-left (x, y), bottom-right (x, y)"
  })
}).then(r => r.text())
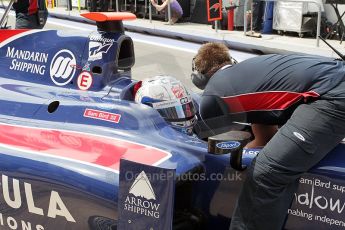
top-left (47, 18), bottom-right (197, 53)
top-left (48, 20), bottom-right (92, 31)
top-left (130, 38), bottom-right (197, 53)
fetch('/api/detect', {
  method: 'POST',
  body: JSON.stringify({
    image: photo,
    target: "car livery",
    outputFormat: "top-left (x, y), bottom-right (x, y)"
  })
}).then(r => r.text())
top-left (0, 12), bottom-right (345, 230)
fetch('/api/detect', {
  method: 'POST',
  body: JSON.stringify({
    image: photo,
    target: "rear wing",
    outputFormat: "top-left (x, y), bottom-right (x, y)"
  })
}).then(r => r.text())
top-left (81, 12), bottom-right (136, 33)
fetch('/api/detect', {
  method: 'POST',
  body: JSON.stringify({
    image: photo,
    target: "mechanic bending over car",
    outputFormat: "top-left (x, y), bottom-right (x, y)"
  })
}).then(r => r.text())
top-left (192, 42), bottom-right (345, 230)
top-left (13, 0), bottom-right (48, 29)
top-left (133, 75), bottom-right (197, 136)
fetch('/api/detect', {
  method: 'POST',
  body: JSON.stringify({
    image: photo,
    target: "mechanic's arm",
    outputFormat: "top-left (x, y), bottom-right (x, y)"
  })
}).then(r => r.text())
top-left (195, 95), bottom-right (236, 138)
top-left (245, 123), bottom-right (278, 148)
top-left (151, 0), bottom-right (169, 11)
top-left (199, 95), bottom-right (226, 120)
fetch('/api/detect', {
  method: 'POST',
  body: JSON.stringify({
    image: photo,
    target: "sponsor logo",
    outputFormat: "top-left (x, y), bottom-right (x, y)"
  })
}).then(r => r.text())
top-left (0, 213), bottom-right (45, 230)
top-left (171, 84), bottom-right (185, 99)
top-left (293, 131), bottom-right (305, 141)
top-left (124, 171), bottom-right (160, 218)
top-left (243, 148), bottom-right (260, 155)
top-left (185, 138), bottom-right (203, 144)
top-left (6, 47), bottom-right (49, 75)
top-left (180, 96), bottom-right (191, 104)
top-left (216, 141), bottom-right (241, 150)
top-left (129, 171), bottom-right (156, 200)
top-left (118, 160), bottom-right (175, 229)
top-left (210, 3), bottom-right (221, 12)
top-left (155, 94), bottom-right (165, 100)
top-left (88, 41), bottom-right (112, 61)
top-left (77, 71), bottom-right (93, 91)
top-left (0, 173), bottom-right (75, 230)
top-left (287, 176), bottom-right (345, 228)
top-left (50, 49), bottom-right (76, 86)
top-left (82, 62), bottom-right (91, 71)
top-left (89, 34), bottom-right (115, 43)
top-left (295, 177), bottom-right (345, 214)
top-left (83, 108), bottom-right (121, 123)
top-left (70, 64), bottom-right (82, 70)
top-left (152, 100), bottom-right (181, 110)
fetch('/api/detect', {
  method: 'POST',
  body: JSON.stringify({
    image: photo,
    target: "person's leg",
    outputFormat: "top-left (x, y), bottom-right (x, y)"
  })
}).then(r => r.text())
top-left (170, 10), bottom-right (182, 24)
top-left (15, 13), bottom-right (40, 29)
top-left (90, 0), bottom-right (97, 12)
top-left (15, 13), bottom-right (30, 29)
top-left (230, 99), bottom-right (345, 230)
top-left (101, 0), bottom-right (109, 12)
top-left (170, 16), bottom-right (178, 24)
top-left (245, 124), bottom-right (278, 148)
top-left (252, 1), bottom-right (265, 32)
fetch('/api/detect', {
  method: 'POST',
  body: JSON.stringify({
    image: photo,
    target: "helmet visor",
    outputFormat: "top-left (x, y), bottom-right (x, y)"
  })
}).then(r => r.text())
top-left (152, 100), bottom-right (196, 121)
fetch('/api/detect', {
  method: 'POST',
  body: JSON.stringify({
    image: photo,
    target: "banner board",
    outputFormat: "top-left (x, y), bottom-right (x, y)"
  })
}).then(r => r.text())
top-left (207, 0), bottom-right (222, 22)
top-left (285, 173), bottom-right (345, 229)
top-left (118, 159), bottom-right (176, 230)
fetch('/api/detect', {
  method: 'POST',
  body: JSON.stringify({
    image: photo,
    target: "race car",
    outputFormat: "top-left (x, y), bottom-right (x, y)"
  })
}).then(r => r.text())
top-left (0, 10), bottom-right (345, 230)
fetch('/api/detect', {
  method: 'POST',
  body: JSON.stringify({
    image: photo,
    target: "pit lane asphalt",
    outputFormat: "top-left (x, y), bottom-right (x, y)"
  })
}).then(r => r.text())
top-left (1, 12), bottom-right (257, 92)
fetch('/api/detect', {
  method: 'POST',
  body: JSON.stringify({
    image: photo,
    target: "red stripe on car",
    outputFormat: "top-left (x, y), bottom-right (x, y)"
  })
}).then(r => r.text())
top-left (0, 123), bottom-right (171, 172)
top-left (0, 30), bottom-right (29, 43)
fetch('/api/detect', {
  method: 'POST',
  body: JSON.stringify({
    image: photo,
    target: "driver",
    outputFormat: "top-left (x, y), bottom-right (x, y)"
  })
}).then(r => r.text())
top-left (134, 75), bottom-right (197, 135)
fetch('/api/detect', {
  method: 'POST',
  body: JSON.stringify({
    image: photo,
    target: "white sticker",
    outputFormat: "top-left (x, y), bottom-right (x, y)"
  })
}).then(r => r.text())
top-left (77, 71), bottom-right (93, 91)
top-left (50, 49), bottom-right (76, 86)
top-left (88, 41), bottom-right (113, 61)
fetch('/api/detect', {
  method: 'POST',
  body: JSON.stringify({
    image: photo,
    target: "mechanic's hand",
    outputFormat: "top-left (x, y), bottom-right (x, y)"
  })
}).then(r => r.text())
top-left (245, 139), bottom-right (264, 149)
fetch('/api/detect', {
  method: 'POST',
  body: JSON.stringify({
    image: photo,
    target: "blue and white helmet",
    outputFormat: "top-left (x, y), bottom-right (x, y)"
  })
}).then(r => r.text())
top-left (135, 75), bottom-right (197, 135)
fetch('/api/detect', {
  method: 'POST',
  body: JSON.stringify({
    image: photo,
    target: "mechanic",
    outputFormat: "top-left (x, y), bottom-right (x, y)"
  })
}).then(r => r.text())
top-left (191, 42), bottom-right (345, 230)
top-left (133, 75), bottom-right (197, 135)
top-left (89, 0), bottom-right (109, 12)
top-left (13, 0), bottom-right (48, 29)
top-left (150, 0), bottom-right (183, 24)
top-left (251, 0), bottom-right (265, 32)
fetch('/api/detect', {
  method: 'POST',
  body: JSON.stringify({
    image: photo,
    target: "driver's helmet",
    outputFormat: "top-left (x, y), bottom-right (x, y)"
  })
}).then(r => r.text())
top-left (134, 75), bottom-right (197, 135)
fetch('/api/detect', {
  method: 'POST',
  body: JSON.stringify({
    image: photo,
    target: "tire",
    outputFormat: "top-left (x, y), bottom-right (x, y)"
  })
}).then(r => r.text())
top-left (88, 216), bottom-right (117, 230)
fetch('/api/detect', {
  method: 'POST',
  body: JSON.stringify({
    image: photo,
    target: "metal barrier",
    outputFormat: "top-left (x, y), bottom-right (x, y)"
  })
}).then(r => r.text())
top-left (116, 0), bottom-right (119, 11)
top-left (167, 0), bottom-right (172, 24)
top-left (149, 0), bottom-right (152, 22)
top-left (146, 0), bottom-right (172, 24)
top-left (0, 0), bottom-right (15, 28)
top-left (243, 0), bottom-right (323, 47)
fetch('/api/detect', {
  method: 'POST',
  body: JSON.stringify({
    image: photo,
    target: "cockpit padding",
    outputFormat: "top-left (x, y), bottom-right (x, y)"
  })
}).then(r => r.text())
top-left (119, 80), bottom-right (139, 101)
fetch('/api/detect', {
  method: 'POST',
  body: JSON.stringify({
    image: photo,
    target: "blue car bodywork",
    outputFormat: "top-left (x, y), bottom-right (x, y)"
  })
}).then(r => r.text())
top-left (0, 13), bottom-right (345, 230)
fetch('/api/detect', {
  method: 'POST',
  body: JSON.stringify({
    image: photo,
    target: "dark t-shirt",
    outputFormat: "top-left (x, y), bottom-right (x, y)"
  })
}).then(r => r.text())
top-left (200, 54), bottom-right (345, 125)
top-left (13, 0), bottom-right (37, 15)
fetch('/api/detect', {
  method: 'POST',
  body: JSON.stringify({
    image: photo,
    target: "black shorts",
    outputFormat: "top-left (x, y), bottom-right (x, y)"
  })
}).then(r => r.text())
top-left (15, 12), bottom-right (46, 29)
